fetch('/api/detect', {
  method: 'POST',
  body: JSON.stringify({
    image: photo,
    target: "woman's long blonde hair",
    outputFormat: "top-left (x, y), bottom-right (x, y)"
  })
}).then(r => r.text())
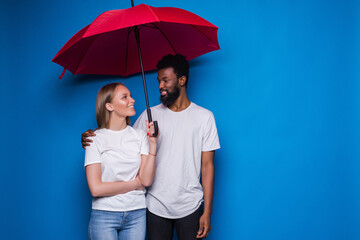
top-left (96, 82), bottom-right (130, 129)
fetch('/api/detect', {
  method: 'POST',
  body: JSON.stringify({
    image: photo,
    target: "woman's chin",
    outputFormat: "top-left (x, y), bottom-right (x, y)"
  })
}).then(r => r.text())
top-left (128, 109), bottom-right (136, 116)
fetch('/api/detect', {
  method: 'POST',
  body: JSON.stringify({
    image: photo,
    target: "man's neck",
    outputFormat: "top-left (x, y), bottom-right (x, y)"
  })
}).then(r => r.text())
top-left (168, 91), bottom-right (191, 112)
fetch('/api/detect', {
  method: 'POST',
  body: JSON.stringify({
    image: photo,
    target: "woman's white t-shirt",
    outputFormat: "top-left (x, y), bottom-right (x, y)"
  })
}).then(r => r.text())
top-left (84, 126), bottom-right (149, 212)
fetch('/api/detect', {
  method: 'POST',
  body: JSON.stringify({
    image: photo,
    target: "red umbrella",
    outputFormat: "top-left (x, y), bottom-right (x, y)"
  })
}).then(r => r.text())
top-left (52, 1), bottom-right (220, 135)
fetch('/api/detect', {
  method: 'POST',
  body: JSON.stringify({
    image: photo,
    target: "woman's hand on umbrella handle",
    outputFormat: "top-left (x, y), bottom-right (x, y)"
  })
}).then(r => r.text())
top-left (146, 120), bottom-right (159, 143)
top-left (81, 129), bottom-right (96, 149)
top-left (152, 121), bottom-right (159, 137)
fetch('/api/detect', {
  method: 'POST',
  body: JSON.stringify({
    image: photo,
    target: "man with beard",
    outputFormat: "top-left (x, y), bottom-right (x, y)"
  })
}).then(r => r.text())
top-left (82, 54), bottom-right (220, 240)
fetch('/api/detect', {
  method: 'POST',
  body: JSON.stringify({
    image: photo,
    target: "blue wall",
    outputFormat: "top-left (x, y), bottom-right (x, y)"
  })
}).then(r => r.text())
top-left (1, 0), bottom-right (359, 239)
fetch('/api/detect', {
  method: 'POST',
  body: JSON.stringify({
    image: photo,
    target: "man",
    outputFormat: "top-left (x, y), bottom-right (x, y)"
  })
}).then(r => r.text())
top-left (82, 54), bottom-right (220, 239)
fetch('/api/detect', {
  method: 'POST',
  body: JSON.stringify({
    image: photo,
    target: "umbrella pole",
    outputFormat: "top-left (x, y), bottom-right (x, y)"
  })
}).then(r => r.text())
top-left (134, 26), bottom-right (159, 137)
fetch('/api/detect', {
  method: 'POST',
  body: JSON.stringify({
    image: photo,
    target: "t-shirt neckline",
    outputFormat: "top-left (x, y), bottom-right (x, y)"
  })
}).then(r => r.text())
top-left (101, 125), bottom-right (129, 133)
top-left (165, 102), bottom-right (193, 114)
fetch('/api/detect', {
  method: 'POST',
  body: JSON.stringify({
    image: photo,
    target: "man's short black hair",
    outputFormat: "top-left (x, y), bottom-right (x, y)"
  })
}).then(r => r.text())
top-left (157, 54), bottom-right (189, 87)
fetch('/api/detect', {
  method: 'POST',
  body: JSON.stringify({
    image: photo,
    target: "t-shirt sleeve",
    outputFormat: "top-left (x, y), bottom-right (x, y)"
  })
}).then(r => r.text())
top-left (133, 110), bottom-right (147, 131)
top-left (84, 137), bottom-right (101, 167)
top-left (139, 130), bottom-right (149, 155)
top-left (202, 113), bottom-right (220, 152)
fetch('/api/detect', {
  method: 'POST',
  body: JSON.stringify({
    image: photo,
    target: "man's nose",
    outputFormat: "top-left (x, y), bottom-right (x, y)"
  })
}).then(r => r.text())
top-left (158, 81), bottom-right (164, 89)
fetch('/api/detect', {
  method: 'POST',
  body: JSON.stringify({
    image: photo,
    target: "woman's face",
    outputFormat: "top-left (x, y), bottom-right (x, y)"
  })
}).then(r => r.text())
top-left (107, 85), bottom-right (136, 117)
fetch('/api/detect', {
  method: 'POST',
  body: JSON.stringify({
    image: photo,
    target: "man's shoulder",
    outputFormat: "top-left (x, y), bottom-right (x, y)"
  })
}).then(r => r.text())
top-left (190, 102), bottom-right (214, 117)
top-left (151, 104), bottom-right (166, 112)
top-left (134, 104), bottom-right (164, 128)
top-left (138, 104), bottom-right (165, 116)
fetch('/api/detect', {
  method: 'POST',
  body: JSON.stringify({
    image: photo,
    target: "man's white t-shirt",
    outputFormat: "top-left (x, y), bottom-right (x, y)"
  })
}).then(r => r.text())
top-left (84, 126), bottom-right (149, 212)
top-left (133, 102), bottom-right (220, 218)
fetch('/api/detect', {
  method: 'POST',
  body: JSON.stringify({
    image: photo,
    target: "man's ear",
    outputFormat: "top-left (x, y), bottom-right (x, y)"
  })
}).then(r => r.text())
top-left (178, 76), bottom-right (187, 87)
top-left (105, 103), bottom-right (114, 111)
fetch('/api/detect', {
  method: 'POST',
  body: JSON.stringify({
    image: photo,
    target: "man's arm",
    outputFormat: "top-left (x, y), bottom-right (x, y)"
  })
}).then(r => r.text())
top-left (197, 150), bottom-right (215, 239)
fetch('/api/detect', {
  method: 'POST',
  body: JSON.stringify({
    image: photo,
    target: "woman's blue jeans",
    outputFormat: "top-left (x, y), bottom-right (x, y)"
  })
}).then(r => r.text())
top-left (89, 208), bottom-right (146, 240)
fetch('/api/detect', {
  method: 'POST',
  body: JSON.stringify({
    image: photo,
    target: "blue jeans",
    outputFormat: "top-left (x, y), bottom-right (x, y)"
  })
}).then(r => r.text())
top-left (89, 208), bottom-right (146, 240)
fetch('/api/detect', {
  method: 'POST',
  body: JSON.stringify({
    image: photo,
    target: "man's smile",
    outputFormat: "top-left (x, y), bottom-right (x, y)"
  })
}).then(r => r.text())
top-left (160, 89), bottom-right (168, 96)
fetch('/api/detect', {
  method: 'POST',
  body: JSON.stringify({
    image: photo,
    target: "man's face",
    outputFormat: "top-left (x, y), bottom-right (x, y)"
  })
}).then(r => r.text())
top-left (157, 67), bottom-right (180, 106)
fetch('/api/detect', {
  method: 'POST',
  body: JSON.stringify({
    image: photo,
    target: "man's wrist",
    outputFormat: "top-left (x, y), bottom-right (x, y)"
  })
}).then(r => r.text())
top-left (203, 208), bottom-right (212, 216)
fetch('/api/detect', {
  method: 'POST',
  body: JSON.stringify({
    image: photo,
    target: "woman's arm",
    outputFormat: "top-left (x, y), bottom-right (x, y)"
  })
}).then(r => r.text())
top-left (138, 121), bottom-right (158, 186)
top-left (85, 163), bottom-right (143, 197)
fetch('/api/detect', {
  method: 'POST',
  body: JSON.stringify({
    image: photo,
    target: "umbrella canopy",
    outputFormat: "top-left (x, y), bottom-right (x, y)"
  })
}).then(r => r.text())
top-left (52, 3), bottom-right (220, 76)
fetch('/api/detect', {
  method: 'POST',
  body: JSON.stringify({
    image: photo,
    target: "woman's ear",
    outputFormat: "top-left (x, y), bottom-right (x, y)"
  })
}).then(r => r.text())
top-left (105, 103), bottom-right (113, 111)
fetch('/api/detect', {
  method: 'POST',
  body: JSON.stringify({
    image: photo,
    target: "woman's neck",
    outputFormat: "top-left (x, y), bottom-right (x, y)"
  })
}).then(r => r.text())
top-left (108, 116), bottom-right (127, 131)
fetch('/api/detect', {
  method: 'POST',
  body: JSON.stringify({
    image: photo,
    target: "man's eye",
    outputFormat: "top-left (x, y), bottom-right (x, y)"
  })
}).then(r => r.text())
top-left (123, 96), bottom-right (127, 99)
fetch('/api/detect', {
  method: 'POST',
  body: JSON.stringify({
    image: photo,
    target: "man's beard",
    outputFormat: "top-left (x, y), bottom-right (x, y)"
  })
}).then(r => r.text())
top-left (160, 86), bottom-right (180, 106)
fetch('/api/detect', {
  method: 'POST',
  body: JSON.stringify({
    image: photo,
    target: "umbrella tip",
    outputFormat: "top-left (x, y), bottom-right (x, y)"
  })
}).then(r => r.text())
top-left (59, 68), bottom-right (66, 79)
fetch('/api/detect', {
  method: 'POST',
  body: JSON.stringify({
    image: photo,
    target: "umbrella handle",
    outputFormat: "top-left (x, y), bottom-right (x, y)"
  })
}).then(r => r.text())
top-left (152, 121), bottom-right (159, 137)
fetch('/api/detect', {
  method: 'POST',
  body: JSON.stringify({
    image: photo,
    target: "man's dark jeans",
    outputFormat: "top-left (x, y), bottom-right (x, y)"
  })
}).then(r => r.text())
top-left (146, 206), bottom-right (203, 240)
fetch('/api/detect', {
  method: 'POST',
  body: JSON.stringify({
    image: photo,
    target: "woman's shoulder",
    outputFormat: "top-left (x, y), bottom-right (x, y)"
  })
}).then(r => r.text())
top-left (93, 128), bottom-right (108, 137)
top-left (90, 128), bottom-right (116, 143)
top-left (128, 126), bottom-right (147, 138)
top-left (127, 127), bottom-right (148, 145)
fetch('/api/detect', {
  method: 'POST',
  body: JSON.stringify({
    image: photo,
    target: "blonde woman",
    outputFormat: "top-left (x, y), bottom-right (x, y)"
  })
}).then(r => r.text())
top-left (85, 82), bottom-right (158, 240)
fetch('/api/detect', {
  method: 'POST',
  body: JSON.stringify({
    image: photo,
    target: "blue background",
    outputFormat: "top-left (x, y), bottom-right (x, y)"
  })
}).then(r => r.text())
top-left (1, 0), bottom-right (359, 239)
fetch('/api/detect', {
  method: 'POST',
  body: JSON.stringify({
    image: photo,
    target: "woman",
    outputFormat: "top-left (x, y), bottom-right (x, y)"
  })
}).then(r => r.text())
top-left (84, 82), bottom-right (158, 240)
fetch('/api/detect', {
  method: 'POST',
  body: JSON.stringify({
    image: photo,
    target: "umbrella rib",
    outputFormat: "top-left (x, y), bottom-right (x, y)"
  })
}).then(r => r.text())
top-left (146, 5), bottom-right (160, 22)
top-left (149, 23), bottom-right (177, 55)
top-left (73, 34), bottom-right (101, 74)
top-left (125, 27), bottom-right (133, 76)
top-left (189, 24), bottom-right (219, 48)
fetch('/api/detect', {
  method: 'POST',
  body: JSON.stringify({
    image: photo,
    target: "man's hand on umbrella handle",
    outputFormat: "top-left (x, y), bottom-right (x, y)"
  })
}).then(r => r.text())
top-left (81, 129), bottom-right (96, 149)
top-left (197, 212), bottom-right (211, 238)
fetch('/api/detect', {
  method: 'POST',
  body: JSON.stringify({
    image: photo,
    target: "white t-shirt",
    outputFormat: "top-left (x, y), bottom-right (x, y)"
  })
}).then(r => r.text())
top-left (84, 126), bottom-right (149, 212)
top-left (133, 102), bottom-right (220, 218)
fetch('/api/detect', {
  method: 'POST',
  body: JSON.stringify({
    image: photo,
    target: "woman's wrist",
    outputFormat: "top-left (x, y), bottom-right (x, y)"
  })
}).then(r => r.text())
top-left (149, 141), bottom-right (157, 147)
top-left (149, 144), bottom-right (157, 154)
